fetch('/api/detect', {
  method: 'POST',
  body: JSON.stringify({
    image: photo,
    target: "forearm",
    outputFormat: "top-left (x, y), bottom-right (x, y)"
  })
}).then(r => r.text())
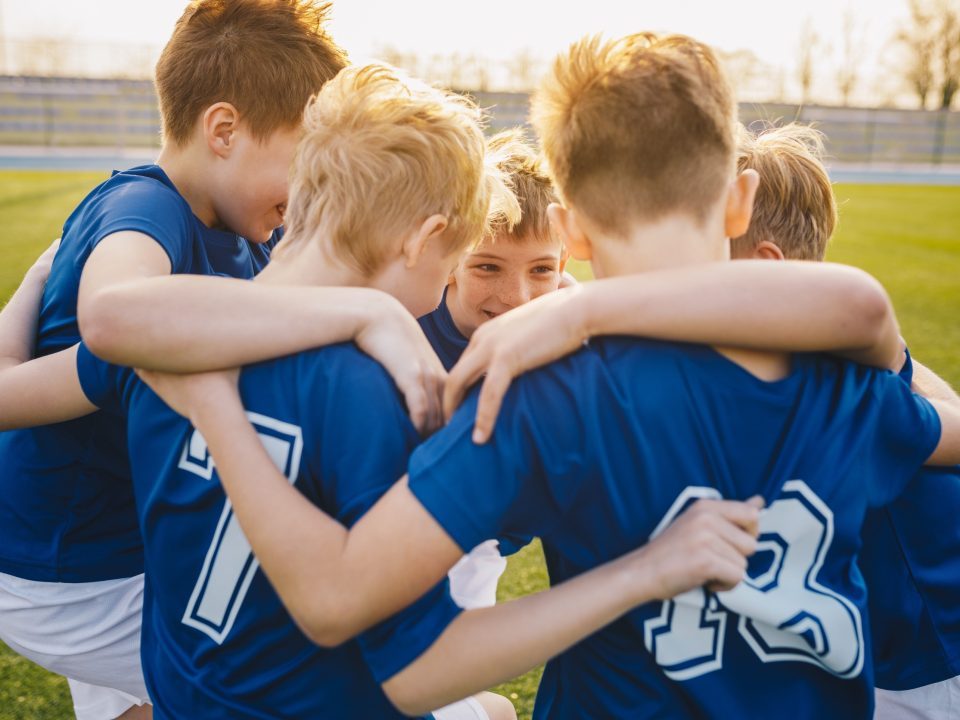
top-left (194, 400), bottom-right (458, 645)
top-left (579, 261), bottom-right (900, 368)
top-left (81, 275), bottom-right (394, 371)
top-left (0, 264), bottom-right (48, 367)
top-left (384, 552), bottom-right (646, 714)
top-left (912, 359), bottom-right (959, 404)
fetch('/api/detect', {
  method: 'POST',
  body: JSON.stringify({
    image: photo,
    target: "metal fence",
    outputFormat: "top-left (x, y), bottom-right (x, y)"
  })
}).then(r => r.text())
top-left (2, 76), bottom-right (959, 166)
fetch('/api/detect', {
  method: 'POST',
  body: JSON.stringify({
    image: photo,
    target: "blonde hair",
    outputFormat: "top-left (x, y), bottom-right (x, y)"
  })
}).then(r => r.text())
top-left (281, 64), bottom-right (519, 275)
top-left (531, 33), bottom-right (737, 236)
top-left (732, 123), bottom-right (836, 261)
top-left (155, 0), bottom-right (347, 145)
top-left (484, 128), bottom-right (559, 246)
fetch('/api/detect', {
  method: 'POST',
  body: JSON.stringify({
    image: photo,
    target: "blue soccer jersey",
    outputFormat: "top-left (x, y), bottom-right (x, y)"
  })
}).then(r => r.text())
top-left (859, 350), bottom-right (960, 690)
top-left (408, 338), bottom-right (941, 719)
top-left (418, 289), bottom-right (468, 372)
top-left (77, 342), bottom-right (460, 718)
top-left (0, 165), bottom-right (276, 582)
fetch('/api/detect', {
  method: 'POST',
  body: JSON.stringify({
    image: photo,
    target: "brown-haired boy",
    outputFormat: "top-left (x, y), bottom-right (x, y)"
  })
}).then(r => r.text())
top-left (0, 3), bottom-right (444, 718)
top-left (139, 30), bottom-right (960, 719)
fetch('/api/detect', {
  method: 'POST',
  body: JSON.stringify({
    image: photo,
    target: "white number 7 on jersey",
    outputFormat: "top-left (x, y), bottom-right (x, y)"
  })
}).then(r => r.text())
top-left (179, 412), bottom-right (304, 645)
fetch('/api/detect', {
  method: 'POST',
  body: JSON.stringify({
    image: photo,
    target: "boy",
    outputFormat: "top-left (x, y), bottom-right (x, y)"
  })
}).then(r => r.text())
top-left (420, 129), bottom-right (566, 372)
top-left (421, 128), bottom-right (563, 608)
top-left (147, 32), bottom-right (960, 718)
top-left (73, 63), bottom-right (763, 718)
top-left (0, 2), bottom-right (447, 718)
top-left (733, 122), bottom-right (960, 720)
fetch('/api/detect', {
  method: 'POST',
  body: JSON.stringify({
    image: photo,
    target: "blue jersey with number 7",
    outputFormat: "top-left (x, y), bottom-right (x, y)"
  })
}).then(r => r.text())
top-left (408, 337), bottom-right (941, 719)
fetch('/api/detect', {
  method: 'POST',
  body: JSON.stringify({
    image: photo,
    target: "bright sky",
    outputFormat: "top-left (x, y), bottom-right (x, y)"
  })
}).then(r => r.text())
top-left (0, 0), bottom-right (912, 100)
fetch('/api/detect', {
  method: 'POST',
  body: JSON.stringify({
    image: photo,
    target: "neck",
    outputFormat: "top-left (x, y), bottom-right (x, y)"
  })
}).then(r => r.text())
top-left (588, 212), bottom-right (729, 279)
top-left (157, 141), bottom-right (219, 229)
top-left (255, 235), bottom-right (367, 289)
top-left (589, 212), bottom-right (790, 381)
top-left (443, 284), bottom-right (473, 339)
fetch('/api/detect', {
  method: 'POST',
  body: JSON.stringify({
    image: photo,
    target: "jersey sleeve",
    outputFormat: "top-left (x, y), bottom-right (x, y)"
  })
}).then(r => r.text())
top-left (311, 348), bottom-right (464, 679)
top-left (75, 341), bottom-right (135, 416)
top-left (867, 368), bottom-right (942, 507)
top-left (408, 359), bottom-right (589, 554)
top-left (90, 177), bottom-right (194, 273)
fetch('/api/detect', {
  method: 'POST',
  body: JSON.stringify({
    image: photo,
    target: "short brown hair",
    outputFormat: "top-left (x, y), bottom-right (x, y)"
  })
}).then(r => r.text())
top-left (732, 123), bottom-right (837, 261)
top-left (485, 128), bottom-right (559, 246)
top-left (280, 64), bottom-right (519, 275)
top-left (155, 0), bottom-right (347, 145)
top-left (531, 33), bottom-right (737, 236)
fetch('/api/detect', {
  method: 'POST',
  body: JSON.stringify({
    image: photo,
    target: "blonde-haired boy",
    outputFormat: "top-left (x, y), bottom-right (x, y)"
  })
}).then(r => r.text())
top-left (734, 121), bottom-right (960, 720)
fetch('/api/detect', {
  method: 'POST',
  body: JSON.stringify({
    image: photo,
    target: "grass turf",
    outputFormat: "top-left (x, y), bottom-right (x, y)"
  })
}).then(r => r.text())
top-left (0, 171), bottom-right (957, 719)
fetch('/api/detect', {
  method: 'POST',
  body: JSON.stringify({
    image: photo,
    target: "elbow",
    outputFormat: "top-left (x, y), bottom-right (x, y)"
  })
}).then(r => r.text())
top-left (292, 596), bottom-right (359, 649)
top-left (77, 287), bottom-right (127, 361)
top-left (382, 674), bottom-right (432, 717)
top-left (845, 269), bottom-right (895, 348)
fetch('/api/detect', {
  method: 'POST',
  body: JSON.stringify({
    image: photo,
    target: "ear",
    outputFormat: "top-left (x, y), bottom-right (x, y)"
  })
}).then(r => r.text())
top-left (547, 203), bottom-right (592, 262)
top-left (725, 169), bottom-right (759, 240)
top-left (403, 214), bottom-right (448, 268)
top-left (753, 240), bottom-right (785, 261)
top-left (202, 102), bottom-right (241, 159)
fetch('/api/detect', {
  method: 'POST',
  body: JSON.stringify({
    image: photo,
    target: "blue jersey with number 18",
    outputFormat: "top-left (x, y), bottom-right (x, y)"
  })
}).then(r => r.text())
top-left (78, 342), bottom-right (460, 719)
top-left (408, 338), bottom-right (941, 719)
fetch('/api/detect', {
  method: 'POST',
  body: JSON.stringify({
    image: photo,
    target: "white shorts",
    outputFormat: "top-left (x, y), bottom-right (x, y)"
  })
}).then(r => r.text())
top-left (447, 539), bottom-right (507, 610)
top-left (0, 570), bottom-right (150, 719)
top-left (432, 696), bottom-right (490, 720)
top-left (875, 676), bottom-right (960, 720)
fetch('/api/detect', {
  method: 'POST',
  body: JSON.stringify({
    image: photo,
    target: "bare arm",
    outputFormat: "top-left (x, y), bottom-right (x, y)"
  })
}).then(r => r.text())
top-left (0, 240), bottom-right (58, 370)
top-left (447, 261), bottom-right (900, 442)
top-left (926, 398), bottom-right (960, 466)
top-left (912, 359), bottom-right (959, 405)
top-left (138, 367), bottom-right (462, 646)
top-left (383, 498), bottom-right (761, 714)
top-left (79, 232), bottom-right (446, 432)
top-left (0, 241), bottom-right (96, 429)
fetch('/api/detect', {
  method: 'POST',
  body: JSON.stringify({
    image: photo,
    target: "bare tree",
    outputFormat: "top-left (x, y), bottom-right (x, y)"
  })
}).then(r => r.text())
top-left (507, 48), bottom-right (538, 92)
top-left (895, 0), bottom-right (960, 109)
top-left (796, 19), bottom-right (820, 104)
top-left (836, 8), bottom-right (868, 105)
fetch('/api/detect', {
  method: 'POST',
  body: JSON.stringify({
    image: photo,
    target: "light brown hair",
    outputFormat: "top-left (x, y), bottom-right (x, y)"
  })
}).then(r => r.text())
top-left (732, 123), bottom-right (837, 261)
top-left (155, 0), bottom-right (347, 145)
top-left (484, 128), bottom-right (559, 246)
top-left (531, 33), bottom-right (737, 236)
top-left (281, 64), bottom-right (519, 275)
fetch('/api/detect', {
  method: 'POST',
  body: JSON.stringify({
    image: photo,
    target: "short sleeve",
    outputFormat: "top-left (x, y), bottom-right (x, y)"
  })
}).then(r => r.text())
top-left (90, 177), bottom-right (193, 273)
top-left (868, 370), bottom-right (942, 507)
top-left (357, 579), bottom-right (462, 682)
top-left (408, 360), bottom-right (589, 554)
top-left (75, 342), bottom-right (131, 416)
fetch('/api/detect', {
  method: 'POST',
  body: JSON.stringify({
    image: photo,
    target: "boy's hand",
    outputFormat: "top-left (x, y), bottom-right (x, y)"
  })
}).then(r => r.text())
top-left (638, 496), bottom-right (763, 601)
top-left (136, 368), bottom-right (241, 426)
top-left (354, 301), bottom-right (447, 436)
top-left (445, 285), bottom-right (588, 443)
top-left (26, 238), bottom-right (61, 285)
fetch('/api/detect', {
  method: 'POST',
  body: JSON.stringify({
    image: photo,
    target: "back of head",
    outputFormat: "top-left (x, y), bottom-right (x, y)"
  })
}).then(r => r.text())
top-left (732, 123), bottom-right (837, 261)
top-left (282, 64), bottom-right (518, 274)
top-left (531, 33), bottom-right (737, 236)
top-left (485, 128), bottom-right (559, 245)
top-left (155, 0), bottom-right (347, 145)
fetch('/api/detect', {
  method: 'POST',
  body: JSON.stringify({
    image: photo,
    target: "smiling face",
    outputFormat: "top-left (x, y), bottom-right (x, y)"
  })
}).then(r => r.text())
top-left (445, 230), bottom-right (567, 338)
top-left (213, 123), bottom-right (302, 244)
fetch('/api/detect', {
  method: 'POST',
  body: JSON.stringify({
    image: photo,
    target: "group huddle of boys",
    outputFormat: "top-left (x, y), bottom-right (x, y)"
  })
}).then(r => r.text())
top-left (0, 2), bottom-right (957, 720)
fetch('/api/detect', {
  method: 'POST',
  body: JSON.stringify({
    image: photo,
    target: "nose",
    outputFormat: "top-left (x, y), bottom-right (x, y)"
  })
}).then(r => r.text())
top-left (499, 276), bottom-right (533, 309)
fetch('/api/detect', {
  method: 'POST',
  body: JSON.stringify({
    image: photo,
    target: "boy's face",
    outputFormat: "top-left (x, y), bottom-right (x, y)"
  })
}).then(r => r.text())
top-left (446, 231), bottom-right (566, 338)
top-left (215, 124), bottom-right (301, 244)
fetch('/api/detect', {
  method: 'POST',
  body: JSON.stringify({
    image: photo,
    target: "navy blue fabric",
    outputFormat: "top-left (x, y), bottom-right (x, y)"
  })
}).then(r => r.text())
top-left (78, 342), bottom-right (460, 718)
top-left (409, 338), bottom-right (941, 719)
top-left (418, 290), bottom-right (468, 372)
top-left (860, 350), bottom-right (960, 690)
top-left (0, 165), bottom-right (276, 581)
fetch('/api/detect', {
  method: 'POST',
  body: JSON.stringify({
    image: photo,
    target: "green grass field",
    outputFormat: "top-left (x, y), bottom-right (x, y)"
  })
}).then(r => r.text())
top-left (0, 170), bottom-right (957, 719)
